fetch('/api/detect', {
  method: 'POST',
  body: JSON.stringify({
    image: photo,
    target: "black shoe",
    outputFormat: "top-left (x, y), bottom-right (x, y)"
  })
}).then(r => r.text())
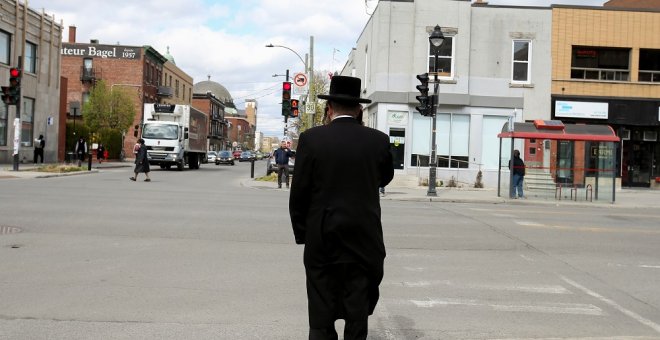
top-left (278, 185), bottom-right (282, 189)
top-left (129, 177), bottom-right (136, 181)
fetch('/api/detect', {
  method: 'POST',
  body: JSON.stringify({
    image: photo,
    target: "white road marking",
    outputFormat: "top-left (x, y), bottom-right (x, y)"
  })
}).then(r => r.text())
top-left (494, 336), bottom-right (659, 340)
top-left (516, 221), bottom-right (545, 227)
top-left (493, 213), bottom-right (516, 217)
top-left (561, 276), bottom-right (660, 334)
top-left (390, 280), bottom-right (571, 294)
top-left (639, 265), bottom-right (660, 269)
top-left (402, 267), bottom-right (425, 272)
top-left (406, 298), bottom-right (602, 315)
top-left (519, 254), bottom-right (535, 262)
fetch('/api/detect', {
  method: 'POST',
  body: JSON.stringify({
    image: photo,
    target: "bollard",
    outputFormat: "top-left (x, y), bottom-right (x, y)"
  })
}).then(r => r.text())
top-left (250, 159), bottom-right (255, 178)
top-left (88, 152), bottom-right (92, 171)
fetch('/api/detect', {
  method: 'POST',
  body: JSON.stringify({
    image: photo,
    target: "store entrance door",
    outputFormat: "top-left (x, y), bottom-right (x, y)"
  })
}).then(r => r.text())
top-left (389, 128), bottom-right (405, 170)
top-left (556, 140), bottom-right (574, 184)
top-left (623, 141), bottom-right (653, 187)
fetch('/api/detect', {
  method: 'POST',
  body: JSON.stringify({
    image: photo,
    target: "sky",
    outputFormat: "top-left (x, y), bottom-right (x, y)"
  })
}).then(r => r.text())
top-left (29, 0), bottom-right (606, 138)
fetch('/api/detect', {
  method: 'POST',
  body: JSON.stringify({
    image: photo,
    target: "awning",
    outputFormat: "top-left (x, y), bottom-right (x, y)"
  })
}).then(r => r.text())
top-left (498, 121), bottom-right (620, 142)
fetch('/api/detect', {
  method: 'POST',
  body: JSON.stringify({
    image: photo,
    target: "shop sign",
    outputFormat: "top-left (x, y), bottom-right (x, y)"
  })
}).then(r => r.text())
top-left (61, 43), bottom-right (141, 59)
top-left (555, 101), bottom-right (608, 120)
top-left (388, 111), bottom-right (408, 126)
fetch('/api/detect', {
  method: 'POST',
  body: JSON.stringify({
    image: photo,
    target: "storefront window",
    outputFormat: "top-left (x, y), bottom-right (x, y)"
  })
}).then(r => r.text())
top-left (638, 49), bottom-right (660, 83)
top-left (570, 46), bottom-right (630, 81)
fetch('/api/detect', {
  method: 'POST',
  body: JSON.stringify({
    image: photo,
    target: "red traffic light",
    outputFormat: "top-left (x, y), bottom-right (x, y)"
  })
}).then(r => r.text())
top-left (290, 99), bottom-right (299, 108)
top-left (282, 82), bottom-right (291, 91)
top-left (9, 68), bottom-right (20, 78)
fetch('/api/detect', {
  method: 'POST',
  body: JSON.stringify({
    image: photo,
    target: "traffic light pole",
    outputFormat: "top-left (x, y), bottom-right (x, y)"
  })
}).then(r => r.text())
top-left (284, 69), bottom-right (289, 139)
top-left (427, 54), bottom-right (439, 197)
top-left (12, 57), bottom-right (22, 171)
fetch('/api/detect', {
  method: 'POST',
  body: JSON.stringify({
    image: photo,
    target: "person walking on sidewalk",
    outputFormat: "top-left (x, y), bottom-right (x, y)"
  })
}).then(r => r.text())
top-left (33, 134), bottom-right (45, 164)
top-left (273, 140), bottom-right (293, 189)
top-left (509, 149), bottom-right (525, 198)
top-left (96, 143), bottom-right (106, 164)
top-left (130, 138), bottom-right (151, 182)
top-left (75, 137), bottom-right (87, 167)
top-left (289, 76), bottom-right (394, 340)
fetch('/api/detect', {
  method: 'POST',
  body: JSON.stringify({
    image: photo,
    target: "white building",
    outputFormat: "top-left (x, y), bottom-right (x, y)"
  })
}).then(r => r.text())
top-left (341, 0), bottom-right (552, 187)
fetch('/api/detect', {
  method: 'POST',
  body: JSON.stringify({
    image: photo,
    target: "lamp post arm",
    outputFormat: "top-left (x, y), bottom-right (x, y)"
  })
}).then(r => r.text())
top-left (266, 44), bottom-right (307, 71)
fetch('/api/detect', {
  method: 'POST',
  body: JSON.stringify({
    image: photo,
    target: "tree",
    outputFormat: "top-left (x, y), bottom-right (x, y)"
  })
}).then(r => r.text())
top-left (82, 80), bottom-right (136, 132)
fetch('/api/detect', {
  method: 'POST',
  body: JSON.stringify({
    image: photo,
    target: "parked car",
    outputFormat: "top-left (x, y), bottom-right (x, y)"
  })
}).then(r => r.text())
top-left (239, 151), bottom-right (255, 162)
top-left (255, 151), bottom-right (264, 160)
top-left (206, 151), bottom-right (217, 163)
top-left (266, 150), bottom-right (295, 175)
top-left (232, 150), bottom-right (242, 159)
top-left (215, 150), bottom-right (235, 165)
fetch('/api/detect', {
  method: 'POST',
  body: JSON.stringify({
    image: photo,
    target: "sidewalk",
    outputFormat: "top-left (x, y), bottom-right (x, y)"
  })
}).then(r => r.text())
top-left (0, 161), bottom-right (131, 179)
top-left (243, 177), bottom-right (660, 209)
top-left (3, 162), bottom-right (658, 209)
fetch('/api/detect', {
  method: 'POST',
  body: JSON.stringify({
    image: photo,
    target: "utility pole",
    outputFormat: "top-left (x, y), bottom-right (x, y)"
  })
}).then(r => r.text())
top-left (284, 69), bottom-right (290, 140)
top-left (308, 36), bottom-right (315, 127)
top-left (12, 57), bottom-right (23, 171)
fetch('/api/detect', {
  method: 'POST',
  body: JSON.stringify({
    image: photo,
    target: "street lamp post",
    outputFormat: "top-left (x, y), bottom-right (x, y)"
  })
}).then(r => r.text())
top-left (266, 37), bottom-right (315, 126)
top-left (427, 25), bottom-right (445, 197)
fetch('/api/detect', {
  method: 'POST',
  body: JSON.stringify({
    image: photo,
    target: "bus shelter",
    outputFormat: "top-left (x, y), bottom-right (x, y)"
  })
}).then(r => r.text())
top-left (497, 120), bottom-right (620, 203)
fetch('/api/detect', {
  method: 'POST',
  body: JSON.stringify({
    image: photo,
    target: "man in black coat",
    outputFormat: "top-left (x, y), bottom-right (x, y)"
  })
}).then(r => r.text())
top-left (289, 76), bottom-right (394, 340)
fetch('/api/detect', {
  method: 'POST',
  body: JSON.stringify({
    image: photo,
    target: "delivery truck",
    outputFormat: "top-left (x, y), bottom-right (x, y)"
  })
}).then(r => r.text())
top-left (142, 103), bottom-right (208, 171)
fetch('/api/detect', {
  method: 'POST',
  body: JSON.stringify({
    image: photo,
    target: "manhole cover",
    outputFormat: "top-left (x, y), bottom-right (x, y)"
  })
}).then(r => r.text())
top-left (0, 226), bottom-right (22, 235)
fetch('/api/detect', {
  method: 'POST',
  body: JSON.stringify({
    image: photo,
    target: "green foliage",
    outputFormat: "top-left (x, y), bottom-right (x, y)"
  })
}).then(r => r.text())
top-left (82, 80), bottom-right (136, 132)
top-left (95, 128), bottom-right (123, 159)
top-left (294, 71), bottom-right (331, 133)
top-left (65, 122), bottom-right (90, 152)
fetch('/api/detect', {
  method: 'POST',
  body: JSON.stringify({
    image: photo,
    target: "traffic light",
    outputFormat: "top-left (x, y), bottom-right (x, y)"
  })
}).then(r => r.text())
top-left (282, 82), bottom-right (292, 116)
top-left (415, 73), bottom-right (431, 116)
top-left (2, 67), bottom-right (21, 105)
top-left (290, 98), bottom-right (299, 118)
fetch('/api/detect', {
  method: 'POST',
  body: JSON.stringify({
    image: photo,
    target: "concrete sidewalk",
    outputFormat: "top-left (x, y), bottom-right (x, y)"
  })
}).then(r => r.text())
top-left (0, 161), bottom-right (131, 179)
top-left (3, 162), bottom-right (658, 209)
top-left (244, 177), bottom-right (660, 209)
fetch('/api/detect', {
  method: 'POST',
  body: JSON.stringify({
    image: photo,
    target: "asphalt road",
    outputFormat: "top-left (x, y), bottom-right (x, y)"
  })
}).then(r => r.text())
top-left (0, 161), bottom-right (659, 339)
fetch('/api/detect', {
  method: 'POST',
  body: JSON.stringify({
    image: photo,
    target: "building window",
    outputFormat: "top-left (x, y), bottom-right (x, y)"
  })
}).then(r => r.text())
top-left (428, 36), bottom-right (454, 79)
top-left (82, 92), bottom-right (90, 105)
top-left (183, 84), bottom-right (186, 101)
top-left (570, 46), bottom-right (630, 81)
top-left (175, 79), bottom-right (179, 98)
top-left (639, 49), bottom-right (660, 83)
top-left (512, 40), bottom-right (531, 83)
top-left (411, 112), bottom-right (470, 168)
top-left (0, 30), bottom-right (9, 65)
top-left (21, 97), bottom-right (34, 147)
top-left (0, 104), bottom-right (7, 146)
top-left (25, 41), bottom-right (37, 73)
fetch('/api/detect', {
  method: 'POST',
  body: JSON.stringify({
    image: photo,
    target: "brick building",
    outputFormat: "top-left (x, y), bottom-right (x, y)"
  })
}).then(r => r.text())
top-left (192, 92), bottom-right (226, 151)
top-left (0, 0), bottom-right (62, 164)
top-left (226, 116), bottom-right (253, 151)
top-left (61, 26), bottom-right (171, 158)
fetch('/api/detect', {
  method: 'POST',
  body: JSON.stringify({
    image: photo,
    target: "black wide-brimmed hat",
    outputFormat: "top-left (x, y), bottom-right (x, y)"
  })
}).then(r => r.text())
top-left (318, 76), bottom-right (371, 104)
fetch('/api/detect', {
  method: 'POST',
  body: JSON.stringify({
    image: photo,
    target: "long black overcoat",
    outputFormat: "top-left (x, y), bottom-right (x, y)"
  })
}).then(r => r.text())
top-left (134, 145), bottom-right (150, 173)
top-left (289, 117), bottom-right (394, 324)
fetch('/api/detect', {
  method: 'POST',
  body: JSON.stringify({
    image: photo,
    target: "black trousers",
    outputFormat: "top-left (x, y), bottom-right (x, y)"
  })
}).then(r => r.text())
top-left (307, 262), bottom-right (370, 340)
top-left (33, 148), bottom-right (43, 163)
top-left (277, 164), bottom-right (289, 187)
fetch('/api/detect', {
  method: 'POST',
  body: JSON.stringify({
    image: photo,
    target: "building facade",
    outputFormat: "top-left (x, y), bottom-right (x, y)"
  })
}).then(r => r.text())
top-left (550, 5), bottom-right (660, 187)
top-left (0, 0), bottom-right (62, 163)
top-left (342, 0), bottom-right (552, 187)
top-left (60, 26), bottom-right (169, 158)
top-left (161, 47), bottom-right (193, 106)
top-left (192, 92), bottom-right (226, 151)
top-left (226, 116), bottom-right (253, 150)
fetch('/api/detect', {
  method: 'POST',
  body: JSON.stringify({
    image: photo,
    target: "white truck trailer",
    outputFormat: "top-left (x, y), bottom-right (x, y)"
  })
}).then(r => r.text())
top-left (142, 103), bottom-right (208, 170)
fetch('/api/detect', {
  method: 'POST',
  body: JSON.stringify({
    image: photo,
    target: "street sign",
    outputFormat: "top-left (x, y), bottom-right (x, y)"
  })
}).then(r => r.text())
top-left (293, 73), bottom-right (307, 87)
